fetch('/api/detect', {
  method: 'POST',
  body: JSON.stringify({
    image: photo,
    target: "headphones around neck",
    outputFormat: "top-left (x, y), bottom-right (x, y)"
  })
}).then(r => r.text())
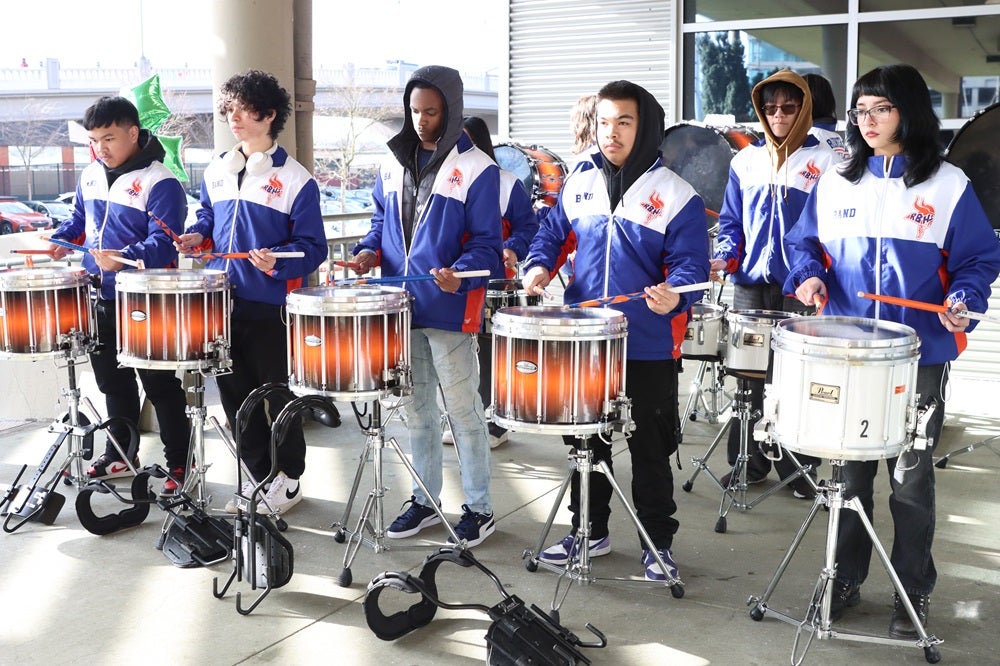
top-left (222, 142), bottom-right (278, 176)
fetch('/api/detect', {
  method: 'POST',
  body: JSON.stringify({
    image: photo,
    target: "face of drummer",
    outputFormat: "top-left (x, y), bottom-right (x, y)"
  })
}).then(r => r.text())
top-left (409, 85), bottom-right (445, 151)
top-left (596, 97), bottom-right (639, 168)
top-left (88, 121), bottom-right (140, 170)
top-left (762, 92), bottom-right (800, 141)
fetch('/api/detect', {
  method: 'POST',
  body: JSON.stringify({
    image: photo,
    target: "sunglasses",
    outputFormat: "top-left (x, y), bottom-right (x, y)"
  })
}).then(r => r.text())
top-left (761, 103), bottom-right (800, 116)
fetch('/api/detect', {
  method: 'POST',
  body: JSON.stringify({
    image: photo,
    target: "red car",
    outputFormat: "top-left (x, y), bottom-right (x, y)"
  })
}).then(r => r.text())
top-left (0, 200), bottom-right (53, 234)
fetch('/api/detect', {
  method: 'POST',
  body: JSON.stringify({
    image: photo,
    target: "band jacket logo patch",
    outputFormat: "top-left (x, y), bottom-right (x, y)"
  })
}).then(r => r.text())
top-left (640, 191), bottom-right (665, 226)
top-left (799, 160), bottom-right (822, 190)
top-left (906, 196), bottom-right (935, 240)
top-left (126, 178), bottom-right (143, 201)
top-left (262, 174), bottom-right (284, 205)
top-left (447, 168), bottom-right (464, 193)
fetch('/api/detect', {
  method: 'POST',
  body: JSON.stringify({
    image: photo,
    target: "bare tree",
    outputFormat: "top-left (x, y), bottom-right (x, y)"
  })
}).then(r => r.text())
top-left (316, 77), bottom-right (398, 211)
top-left (0, 97), bottom-right (66, 199)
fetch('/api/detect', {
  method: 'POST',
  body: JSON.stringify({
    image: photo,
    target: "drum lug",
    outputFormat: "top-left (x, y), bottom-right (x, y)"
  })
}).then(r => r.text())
top-left (911, 397), bottom-right (939, 451)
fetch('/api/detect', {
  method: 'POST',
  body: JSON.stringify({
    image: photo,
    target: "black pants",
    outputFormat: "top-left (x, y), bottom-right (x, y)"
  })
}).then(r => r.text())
top-left (562, 359), bottom-right (680, 550)
top-left (218, 315), bottom-right (306, 481)
top-left (91, 300), bottom-right (190, 469)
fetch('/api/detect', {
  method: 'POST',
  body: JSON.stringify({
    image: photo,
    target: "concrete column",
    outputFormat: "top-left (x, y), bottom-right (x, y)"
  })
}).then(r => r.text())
top-left (821, 25), bottom-right (848, 117)
top-left (293, 0), bottom-right (315, 174)
top-left (210, 0), bottom-right (298, 157)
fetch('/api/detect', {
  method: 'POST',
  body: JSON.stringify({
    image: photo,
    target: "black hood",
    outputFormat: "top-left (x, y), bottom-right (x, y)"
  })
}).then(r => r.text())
top-left (104, 129), bottom-right (165, 186)
top-left (600, 83), bottom-right (665, 208)
top-left (387, 65), bottom-right (464, 172)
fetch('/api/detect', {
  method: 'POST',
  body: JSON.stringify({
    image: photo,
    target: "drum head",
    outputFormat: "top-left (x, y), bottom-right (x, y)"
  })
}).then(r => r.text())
top-left (660, 124), bottom-right (757, 223)
top-left (495, 144), bottom-right (533, 196)
top-left (947, 102), bottom-right (1000, 230)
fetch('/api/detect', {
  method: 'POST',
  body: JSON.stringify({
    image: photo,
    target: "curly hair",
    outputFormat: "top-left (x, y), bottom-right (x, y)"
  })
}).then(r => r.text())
top-left (217, 69), bottom-right (292, 140)
top-left (570, 94), bottom-right (597, 155)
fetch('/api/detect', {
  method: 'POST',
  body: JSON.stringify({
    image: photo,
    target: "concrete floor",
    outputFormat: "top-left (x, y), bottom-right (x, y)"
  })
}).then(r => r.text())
top-left (1, 361), bottom-right (998, 666)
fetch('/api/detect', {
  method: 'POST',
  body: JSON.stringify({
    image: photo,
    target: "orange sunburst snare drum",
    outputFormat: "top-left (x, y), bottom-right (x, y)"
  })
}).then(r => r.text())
top-left (0, 266), bottom-right (94, 359)
top-left (494, 143), bottom-right (567, 208)
top-left (115, 269), bottom-right (230, 369)
top-left (286, 286), bottom-right (411, 400)
top-left (491, 306), bottom-right (627, 435)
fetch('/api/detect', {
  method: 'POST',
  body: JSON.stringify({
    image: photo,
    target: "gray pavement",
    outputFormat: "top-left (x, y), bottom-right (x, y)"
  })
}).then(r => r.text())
top-left (1, 359), bottom-right (998, 665)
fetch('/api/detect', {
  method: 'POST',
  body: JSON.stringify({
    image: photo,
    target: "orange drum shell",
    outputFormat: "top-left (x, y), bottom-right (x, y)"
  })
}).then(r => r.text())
top-left (0, 267), bottom-right (92, 358)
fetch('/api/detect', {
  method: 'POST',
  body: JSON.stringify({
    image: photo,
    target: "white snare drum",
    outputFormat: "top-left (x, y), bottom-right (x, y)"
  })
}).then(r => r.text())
top-left (682, 302), bottom-right (726, 361)
top-left (0, 266), bottom-right (93, 359)
top-left (725, 309), bottom-right (795, 377)
top-left (116, 269), bottom-right (230, 370)
top-left (286, 286), bottom-right (410, 400)
top-left (767, 316), bottom-right (919, 461)
top-left (491, 306), bottom-right (627, 435)
top-left (485, 279), bottom-right (540, 334)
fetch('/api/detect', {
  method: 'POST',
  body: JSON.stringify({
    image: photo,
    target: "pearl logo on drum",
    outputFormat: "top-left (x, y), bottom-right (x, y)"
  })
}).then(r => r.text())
top-left (130, 310), bottom-right (148, 323)
top-left (515, 360), bottom-right (538, 374)
top-left (304, 334), bottom-right (322, 347)
top-left (809, 382), bottom-right (841, 405)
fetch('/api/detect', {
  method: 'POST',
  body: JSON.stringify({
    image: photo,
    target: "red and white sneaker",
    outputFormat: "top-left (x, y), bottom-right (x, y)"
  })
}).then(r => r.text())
top-left (160, 468), bottom-right (186, 497)
top-left (87, 454), bottom-right (139, 481)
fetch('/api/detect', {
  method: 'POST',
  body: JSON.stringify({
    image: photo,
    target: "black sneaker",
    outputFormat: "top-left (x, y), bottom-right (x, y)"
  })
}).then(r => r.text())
top-left (386, 496), bottom-right (441, 539)
top-left (789, 476), bottom-right (817, 500)
top-left (829, 581), bottom-right (861, 621)
top-left (449, 504), bottom-right (495, 547)
top-left (87, 453), bottom-right (139, 481)
top-left (889, 592), bottom-right (930, 639)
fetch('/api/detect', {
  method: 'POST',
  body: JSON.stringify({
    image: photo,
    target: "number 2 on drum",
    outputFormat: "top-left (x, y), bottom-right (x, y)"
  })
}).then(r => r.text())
top-left (860, 419), bottom-right (869, 438)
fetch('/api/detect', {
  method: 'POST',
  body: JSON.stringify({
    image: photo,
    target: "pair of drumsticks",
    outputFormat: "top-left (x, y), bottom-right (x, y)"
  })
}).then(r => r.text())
top-left (149, 216), bottom-right (304, 261)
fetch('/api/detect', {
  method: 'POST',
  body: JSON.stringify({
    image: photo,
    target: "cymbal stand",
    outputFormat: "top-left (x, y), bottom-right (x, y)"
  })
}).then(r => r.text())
top-left (521, 417), bottom-right (684, 622)
top-left (331, 396), bottom-right (463, 588)
top-left (681, 375), bottom-right (816, 533)
top-left (747, 459), bottom-right (942, 665)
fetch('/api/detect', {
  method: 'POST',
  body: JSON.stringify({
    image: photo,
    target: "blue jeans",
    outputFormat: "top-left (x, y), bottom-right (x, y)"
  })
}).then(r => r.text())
top-left (834, 364), bottom-right (947, 596)
top-left (405, 328), bottom-right (492, 514)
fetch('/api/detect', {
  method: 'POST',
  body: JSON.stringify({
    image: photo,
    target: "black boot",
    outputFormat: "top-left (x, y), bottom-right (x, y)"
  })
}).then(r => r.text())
top-left (889, 592), bottom-right (930, 639)
top-left (829, 581), bottom-right (861, 622)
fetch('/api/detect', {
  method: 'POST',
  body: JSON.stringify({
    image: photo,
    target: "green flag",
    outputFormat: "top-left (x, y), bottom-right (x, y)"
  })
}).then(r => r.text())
top-left (131, 75), bottom-right (171, 134)
top-left (157, 134), bottom-right (188, 182)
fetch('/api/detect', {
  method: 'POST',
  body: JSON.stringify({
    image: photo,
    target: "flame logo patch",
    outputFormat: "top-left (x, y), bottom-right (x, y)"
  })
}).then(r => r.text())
top-left (125, 178), bottom-right (143, 201)
top-left (639, 190), bottom-right (665, 225)
top-left (799, 160), bottom-right (822, 190)
top-left (262, 174), bottom-right (284, 205)
top-left (447, 168), bottom-right (464, 193)
top-left (905, 196), bottom-right (935, 240)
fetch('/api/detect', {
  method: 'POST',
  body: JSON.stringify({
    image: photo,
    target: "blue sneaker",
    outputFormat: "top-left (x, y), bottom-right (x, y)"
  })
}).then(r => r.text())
top-left (387, 496), bottom-right (441, 538)
top-left (449, 504), bottom-right (495, 547)
top-left (642, 548), bottom-right (679, 582)
top-left (538, 534), bottom-right (612, 565)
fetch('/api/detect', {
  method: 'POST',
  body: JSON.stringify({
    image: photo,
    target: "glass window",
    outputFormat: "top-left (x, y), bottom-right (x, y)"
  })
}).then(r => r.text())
top-left (685, 1), bottom-right (847, 22)
top-left (861, 1), bottom-right (989, 10)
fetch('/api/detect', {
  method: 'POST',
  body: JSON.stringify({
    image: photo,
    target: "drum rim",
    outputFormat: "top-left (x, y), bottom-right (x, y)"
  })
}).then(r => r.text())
top-left (0, 266), bottom-right (90, 289)
top-left (727, 309), bottom-right (799, 323)
top-left (115, 267), bottom-right (229, 291)
top-left (286, 285), bottom-right (411, 314)
top-left (775, 315), bottom-right (919, 347)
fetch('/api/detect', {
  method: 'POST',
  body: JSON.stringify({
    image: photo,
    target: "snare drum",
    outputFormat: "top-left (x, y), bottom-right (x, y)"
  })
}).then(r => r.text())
top-left (0, 266), bottom-right (93, 359)
top-left (494, 143), bottom-right (567, 207)
top-left (484, 279), bottom-right (540, 334)
top-left (116, 269), bottom-right (230, 370)
top-left (682, 302), bottom-right (726, 361)
top-left (725, 309), bottom-right (795, 378)
top-left (768, 317), bottom-right (919, 461)
top-left (286, 286), bottom-right (410, 400)
top-left (491, 306), bottom-right (627, 435)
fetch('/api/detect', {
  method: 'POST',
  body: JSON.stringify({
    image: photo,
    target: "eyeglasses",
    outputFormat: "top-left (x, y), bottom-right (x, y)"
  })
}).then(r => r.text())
top-left (761, 103), bottom-right (800, 116)
top-left (847, 105), bottom-right (896, 125)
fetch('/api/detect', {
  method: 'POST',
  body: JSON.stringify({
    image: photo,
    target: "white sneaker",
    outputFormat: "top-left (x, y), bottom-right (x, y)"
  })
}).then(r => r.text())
top-left (256, 471), bottom-right (302, 515)
top-left (442, 428), bottom-right (455, 445)
top-left (224, 480), bottom-right (257, 514)
top-left (489, 430), bottom-right (508, 449)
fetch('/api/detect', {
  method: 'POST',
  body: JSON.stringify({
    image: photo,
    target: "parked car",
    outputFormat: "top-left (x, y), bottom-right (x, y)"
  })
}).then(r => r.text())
top-left (54, 192), bottom-right (75, 205)
top-left (0, 201), bottom-right (53, 234)
top-left (25, 200), bottom-right (73, 224)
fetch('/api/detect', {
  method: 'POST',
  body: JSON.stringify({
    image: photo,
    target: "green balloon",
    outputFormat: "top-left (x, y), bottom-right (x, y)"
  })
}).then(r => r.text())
top-left (132, 75), bottom-right (171, 134)
top-left (157, 134), bottom-right (188, 182)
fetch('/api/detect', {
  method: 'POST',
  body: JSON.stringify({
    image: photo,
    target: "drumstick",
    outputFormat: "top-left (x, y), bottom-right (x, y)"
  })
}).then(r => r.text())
top-left (10, 249), bottom-right (57, 256)
top-left (705, 208), bottom-right (720, 219)
top-left (813, 293), bottom-right (827, 316)
top-left (183, 251), bottom-right (306, 260)
top-left (45, 237), bottom-right (143, 268)
top-left (339, 269), bottom-right (491, 285)
top-left (333, 259), bottom-right (363, 270)
top-left (92, 250), bottom-right (144, 269)
top-left (857, 291), bottom-right (1000, 324)
top-left (149, 214), bottom-right (183, 244)
top-left (564, 281), bottom-right (713, 309)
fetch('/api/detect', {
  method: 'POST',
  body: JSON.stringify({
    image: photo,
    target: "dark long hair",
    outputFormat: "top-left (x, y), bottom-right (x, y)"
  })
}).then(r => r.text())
top-left (841, 64), bottom-right (942, 187)
top-left (462, 116), bottom-right (496, 162)
top-left (803, 73), bottom-right (836, 122)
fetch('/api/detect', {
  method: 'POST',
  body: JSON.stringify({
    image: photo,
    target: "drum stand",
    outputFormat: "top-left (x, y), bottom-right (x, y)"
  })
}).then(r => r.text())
top-left (747, 459), bottom-right (942, 665)
top-left (934, 433), bottom-right (1000, 469)
top-left (521, 432), bottom-right (684, 621)
top-left (330, 398), bottom-right (463, 588)
top-left (155, 351), bottom-right (233, 550)
top-left (681, 375), bottom-right (816, 533)
top-left (679, 357), bottom-right (731, 430)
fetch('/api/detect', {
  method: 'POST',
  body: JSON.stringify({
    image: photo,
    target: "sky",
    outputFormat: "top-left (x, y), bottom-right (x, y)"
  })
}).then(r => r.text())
top-left (5, 0), bottom-right (506, 73)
